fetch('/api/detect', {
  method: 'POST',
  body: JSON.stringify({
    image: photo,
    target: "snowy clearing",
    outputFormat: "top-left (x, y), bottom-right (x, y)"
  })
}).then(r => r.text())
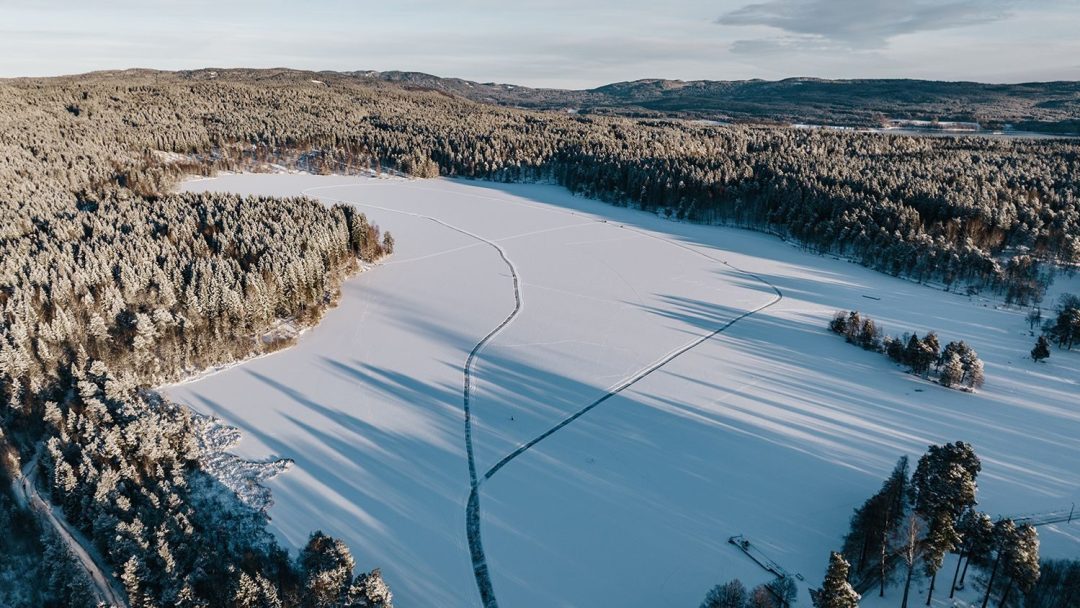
top-left (166, 174), bottom-right (1080, 607)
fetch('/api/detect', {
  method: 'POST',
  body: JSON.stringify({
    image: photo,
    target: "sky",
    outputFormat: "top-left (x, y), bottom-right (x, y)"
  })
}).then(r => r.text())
top-left (3, 0), bottom-right (1079, 88)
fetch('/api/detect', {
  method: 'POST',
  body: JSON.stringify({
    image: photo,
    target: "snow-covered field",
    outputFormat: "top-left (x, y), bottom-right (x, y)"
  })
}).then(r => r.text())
top-left (166, 174), bottom-right (1080, 607)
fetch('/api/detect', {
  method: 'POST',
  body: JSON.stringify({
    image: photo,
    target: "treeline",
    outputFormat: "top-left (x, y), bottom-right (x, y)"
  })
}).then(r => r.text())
top-left (828, 311), bottom-right (984, 390)
top-left (838, 443), bottom-right (1040, 608)
top-left (5, 69), bottom-right (1080, 302)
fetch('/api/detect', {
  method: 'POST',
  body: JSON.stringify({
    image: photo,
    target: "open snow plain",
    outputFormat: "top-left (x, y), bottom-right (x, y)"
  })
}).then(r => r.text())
top-left (167, 174), bottom-right (1080, 607)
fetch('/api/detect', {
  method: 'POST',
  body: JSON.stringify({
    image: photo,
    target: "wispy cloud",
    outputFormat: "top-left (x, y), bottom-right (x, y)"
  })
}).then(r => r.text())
top-left (718, 0), bottom-right (1013, 51)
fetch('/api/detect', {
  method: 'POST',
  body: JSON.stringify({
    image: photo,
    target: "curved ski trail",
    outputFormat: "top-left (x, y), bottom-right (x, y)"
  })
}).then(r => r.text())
top-left (303, 183), bottom-right (783, 608)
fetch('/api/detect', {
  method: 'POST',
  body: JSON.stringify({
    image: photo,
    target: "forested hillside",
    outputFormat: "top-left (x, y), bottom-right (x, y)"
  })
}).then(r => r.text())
top-left (1, 67), bottom-right (1079, 605)
top-left (0, 72), bottom-right (394, 606)
top-left (361, 71), bottom-right (1080, 134)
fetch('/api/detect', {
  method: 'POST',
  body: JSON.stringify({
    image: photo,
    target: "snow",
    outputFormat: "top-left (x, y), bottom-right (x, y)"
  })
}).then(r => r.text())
top-left (166, 174), bottom-right (1080, 607)
top-left (192, 413), bottom-right (291, 512)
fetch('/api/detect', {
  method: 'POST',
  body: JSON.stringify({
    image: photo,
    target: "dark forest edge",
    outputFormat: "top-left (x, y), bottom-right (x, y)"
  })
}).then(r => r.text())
top-left (2, 68), bottom-right (1080, 606)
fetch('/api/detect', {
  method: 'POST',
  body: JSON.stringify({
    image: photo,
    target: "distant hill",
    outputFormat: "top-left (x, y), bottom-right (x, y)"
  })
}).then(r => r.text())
top-left (348, 71), bottom-right (1080, 134)
top-left (71, 68), bottom-right (1078, 134)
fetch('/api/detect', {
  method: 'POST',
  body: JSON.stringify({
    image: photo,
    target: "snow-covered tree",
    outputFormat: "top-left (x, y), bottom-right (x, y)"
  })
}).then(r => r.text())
top-left (911, 442), bottom-right (981, 605)
top-left (981, 518), bottom-right (1018, 608)
top-left (999, 524), bottom-right (1040, 607)
top-left (348, 568), bottom-right (394, 608)
top-left (813, 552), bottom-right (860, 608)
top-left (940, 353), bottom-right (964, 387)
top-left (300, 532), bottom-right (357, 608)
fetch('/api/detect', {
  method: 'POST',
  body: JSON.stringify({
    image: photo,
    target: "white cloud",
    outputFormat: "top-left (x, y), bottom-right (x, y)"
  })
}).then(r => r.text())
top-left (719, 0), bottom-right (1013, 50)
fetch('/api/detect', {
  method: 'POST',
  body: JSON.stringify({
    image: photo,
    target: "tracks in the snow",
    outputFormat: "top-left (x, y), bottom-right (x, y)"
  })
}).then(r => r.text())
top-left (303, 183), bottom-right (783, 608)
top-left (14, 451), bottom-right (128, 607)
top-left (302, 184), bottom-right (521, 606)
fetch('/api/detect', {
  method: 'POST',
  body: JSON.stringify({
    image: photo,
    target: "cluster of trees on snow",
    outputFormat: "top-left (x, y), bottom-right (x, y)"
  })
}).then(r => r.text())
top-left (836, 443), bottom-right (1041, 608)
top-left (0, 190), bottom-right (390, 409)
top-left (1028, 293), bottom-right (1080, 362)
top-left (829, 311), bottom-right (985, 389)
top-left (1042, 294), bottom-right (1080, 351)
top-left (5, 69), bottom-right (1080, 301)
top-left (701, 576), bottom-right (799, 608)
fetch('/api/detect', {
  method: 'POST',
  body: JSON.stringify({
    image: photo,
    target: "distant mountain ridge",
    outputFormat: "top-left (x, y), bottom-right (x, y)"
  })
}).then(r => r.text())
top-left (348, 71), bottom-right (1080, 133)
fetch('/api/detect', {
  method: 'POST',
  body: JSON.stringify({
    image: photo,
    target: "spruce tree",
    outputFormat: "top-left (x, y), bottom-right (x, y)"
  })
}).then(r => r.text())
top-left (814, 552), bottom-right (860, 608)
top-left (940, 353), bottom-right (964, 387)
top-left (348, 568), bottom-right (395, 608)
top-left (300, 532), bottom-right (356, 608)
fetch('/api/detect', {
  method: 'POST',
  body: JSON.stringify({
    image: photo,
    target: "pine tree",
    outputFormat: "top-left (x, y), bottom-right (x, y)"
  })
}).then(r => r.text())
top-left (829, 311), bottom-right (850, 335)
top-left (904, 333), bottom-right (922, 370)
top-left (982, 519), bottom-right (1018, 608)
top-left (858, 318), bottom-right (881, 351)
top-left (963, 356), bottom-right (985, 390)
top-left (841, 455), bottom-right (908, 593)
top-left (950, 510), bottom-right (993, 597)
top-left (911, 442), bottom-right (981, 605)
top-left (845, 311), bottom-right (863, 343)
top-left (999, 524), bottom-right (1040, 607)
top-left (814, 552), bottom-right (860, 608)
top-left (922, 332), bottom-right (941, 366)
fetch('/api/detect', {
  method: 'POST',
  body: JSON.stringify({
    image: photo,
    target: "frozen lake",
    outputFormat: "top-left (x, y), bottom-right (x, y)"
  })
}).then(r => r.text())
top-left (167, 174), bottom-right (1080, 607)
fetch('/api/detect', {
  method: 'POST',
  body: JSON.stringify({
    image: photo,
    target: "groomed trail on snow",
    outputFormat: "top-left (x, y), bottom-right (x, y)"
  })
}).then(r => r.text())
top-left (304, 182), bottom-right (782, 607)
top-left (167, 174), bottom-right (1080, 608)
top-left (14, 452), bottom-right (127, 607)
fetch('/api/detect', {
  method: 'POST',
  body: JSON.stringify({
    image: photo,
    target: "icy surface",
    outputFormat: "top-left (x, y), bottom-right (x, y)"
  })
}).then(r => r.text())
top-left (165, 174), bottom-right (1080, 607)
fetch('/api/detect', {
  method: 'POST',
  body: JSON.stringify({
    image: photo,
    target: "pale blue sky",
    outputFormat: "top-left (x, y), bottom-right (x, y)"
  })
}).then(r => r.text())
top-left (3, 0), bottom-right (1079, 87)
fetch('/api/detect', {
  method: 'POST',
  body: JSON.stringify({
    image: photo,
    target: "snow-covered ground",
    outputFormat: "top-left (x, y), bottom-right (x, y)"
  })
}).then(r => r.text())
top-left (166, 174), bottom-right (1080, 607)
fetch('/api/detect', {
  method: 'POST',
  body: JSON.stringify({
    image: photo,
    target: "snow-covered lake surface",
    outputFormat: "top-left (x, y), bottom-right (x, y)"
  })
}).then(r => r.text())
top-left (167, 174), bottom-right (1080, 607)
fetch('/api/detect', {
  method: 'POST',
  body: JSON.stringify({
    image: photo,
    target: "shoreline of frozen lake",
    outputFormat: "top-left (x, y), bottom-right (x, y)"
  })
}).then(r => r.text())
top-left (166, 174), bottom-right (1080, 607)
